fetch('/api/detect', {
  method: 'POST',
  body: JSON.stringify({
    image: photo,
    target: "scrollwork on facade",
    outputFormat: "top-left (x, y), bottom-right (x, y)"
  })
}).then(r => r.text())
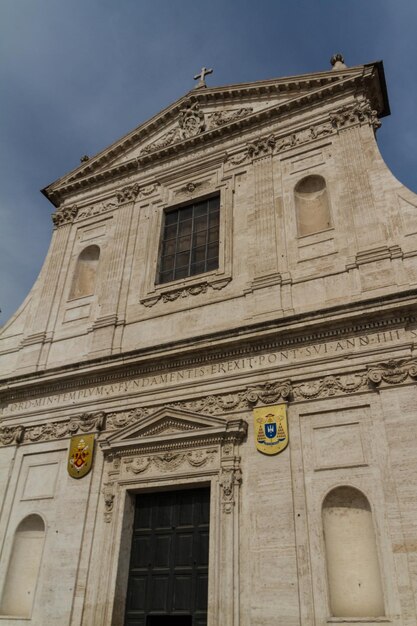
top-left (246, 381), bottom-right (293, 405)
top-left (0, 425), bottom-right (24, 445)
top-left (138, 183), bottom-right (159, 198)
top-left (102, 482), bottom-right (115, 523)
top-left (23, 411), bottom-right (105, 443)
top-left (292, 374), bottom-right (367, 400)
top-left (207, 108), bottom-right (253, 129)
top-left (330, 101), bottom-right (381, 131)
top-left (76, 200), bottom-right (117, 220)
top-left (367, 359), bottom-right (417, 386)
top-left (125, 448), bottom-right (218, 475)
top-left (247, 134), bottom-right (276, 158)
top-left (106, 407), bottom-right (149, 430)
top-left (141, 278), bottom-right (231, 308)
top-left (141, 128), bottom-right (182, 155)
top-left (220, 465), bottom-right (242, 514)
top-left (178, 101), bottom-right (205, 138)
top-left (52, 204), bottom-right (78, 227)
top-left (116, 183), bottom-right (140, 204)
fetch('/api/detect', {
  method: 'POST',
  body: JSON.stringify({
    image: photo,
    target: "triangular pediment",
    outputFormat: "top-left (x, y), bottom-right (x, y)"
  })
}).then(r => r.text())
top-left (100, 406), bottom-right (246, 454)
top-left (44, 63), bottom-right (387, 206)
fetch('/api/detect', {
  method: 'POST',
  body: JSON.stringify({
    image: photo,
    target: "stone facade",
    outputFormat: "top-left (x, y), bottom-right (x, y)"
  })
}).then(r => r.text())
top-left (0, 58), bottom-right (417, 625)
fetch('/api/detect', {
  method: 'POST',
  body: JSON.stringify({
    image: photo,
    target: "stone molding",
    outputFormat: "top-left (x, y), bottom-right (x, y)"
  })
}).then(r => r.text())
top-left (44, 68), bottom-right (379, 204)
top-left (2, 314), bottom-right (416, 407)
top-left (141, 106), bottom-right (254, 157)
top-left (141, 277), bottom-right (231, 307)
top-left (51, 204), bottom-right (78, 227)
top-left (330, 100), bottom-right (381, 131)
top-left (3, 358), bottom-right (417, 447)
top-left (124, 448), bottom-right (218, 475)
top-left (116, 183), bottom-right (140, 205)
top-left (99, 408), bottom-right (246, 523)
top-left (0, 411), bottom-right (105, 446)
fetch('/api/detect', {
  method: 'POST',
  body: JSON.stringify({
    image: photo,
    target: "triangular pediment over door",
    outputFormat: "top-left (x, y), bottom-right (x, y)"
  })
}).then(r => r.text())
top-left (100, 406), bottom-right (247, 455)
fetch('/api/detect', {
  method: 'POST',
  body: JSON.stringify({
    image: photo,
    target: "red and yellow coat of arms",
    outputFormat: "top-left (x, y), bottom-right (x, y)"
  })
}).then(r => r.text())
top-left (67, 434), bottom-right (95, 479)
top-left (253, 404), bottom-right (289, 455)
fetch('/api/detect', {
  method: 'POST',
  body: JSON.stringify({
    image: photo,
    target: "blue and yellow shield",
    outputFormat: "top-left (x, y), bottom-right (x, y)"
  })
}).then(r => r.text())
top-left (253, 404), bottom-right (288, 455)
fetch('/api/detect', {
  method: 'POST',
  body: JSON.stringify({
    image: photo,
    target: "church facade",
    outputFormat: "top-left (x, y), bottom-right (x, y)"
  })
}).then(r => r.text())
top-left (1, 56), bottom-right (417, 626)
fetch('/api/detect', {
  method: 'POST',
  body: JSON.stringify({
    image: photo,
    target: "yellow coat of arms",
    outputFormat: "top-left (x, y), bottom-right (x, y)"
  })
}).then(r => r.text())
top-left (253, 404), bottom-right (288, 455)
top-left (68, 434), bottom-right (95, 479)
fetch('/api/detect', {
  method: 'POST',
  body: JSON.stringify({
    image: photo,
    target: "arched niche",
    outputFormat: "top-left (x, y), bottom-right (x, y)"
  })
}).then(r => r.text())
top-left (294, 174), bottom-right (331, 236)
top-left (69, 244), bottom-right (100, 299)
top-left (322, 486), bottom-right (385, 618)
top-left (0, 514), bottom-right (45, 617)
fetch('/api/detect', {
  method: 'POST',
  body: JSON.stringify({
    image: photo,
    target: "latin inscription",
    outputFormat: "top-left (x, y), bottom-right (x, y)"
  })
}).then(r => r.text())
top-left (1, 328), bottom-right (412, 416)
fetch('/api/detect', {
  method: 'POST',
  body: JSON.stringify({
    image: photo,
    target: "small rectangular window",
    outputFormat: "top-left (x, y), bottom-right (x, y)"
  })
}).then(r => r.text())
top-left (157, 196), bottom-right (220, 284)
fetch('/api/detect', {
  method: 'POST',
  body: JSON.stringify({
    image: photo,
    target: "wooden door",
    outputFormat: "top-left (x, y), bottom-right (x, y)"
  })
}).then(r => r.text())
top-left (124, 488), bottom-right (210, 626)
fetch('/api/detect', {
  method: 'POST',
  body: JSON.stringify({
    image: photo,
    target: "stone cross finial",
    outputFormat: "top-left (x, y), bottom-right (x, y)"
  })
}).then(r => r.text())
top-left (194, 67), bottom-right (213, 88)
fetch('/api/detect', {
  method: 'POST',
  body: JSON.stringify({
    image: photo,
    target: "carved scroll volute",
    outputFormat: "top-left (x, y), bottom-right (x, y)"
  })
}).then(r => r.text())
top-left (220, 440), bottom-right (243, 514)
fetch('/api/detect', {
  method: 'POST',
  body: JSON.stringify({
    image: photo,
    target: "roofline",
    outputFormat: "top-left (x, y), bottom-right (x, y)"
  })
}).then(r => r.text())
top-left (41, 61), bottom-right (389, 206)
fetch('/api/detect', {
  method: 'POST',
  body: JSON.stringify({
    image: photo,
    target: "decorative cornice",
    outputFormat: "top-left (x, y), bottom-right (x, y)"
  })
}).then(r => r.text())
top-left (3, 312), bottom-right (416, 406)
top-left (330, 100), bottom-right (381, 131)
top-left (3, 359), bottom-right (417, 447)
top-left (52, 204), bottom-right (78, 227)
top-left (0, 411), bottom-right (105, 446)
top-left (44, 70), bottom-right (377, 205)
top-left (141, 277), bottom-right (231, 307)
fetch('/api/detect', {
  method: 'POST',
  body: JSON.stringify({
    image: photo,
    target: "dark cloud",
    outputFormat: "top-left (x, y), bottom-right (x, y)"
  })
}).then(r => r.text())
top-left (1, 0), bottom-right (416, 322)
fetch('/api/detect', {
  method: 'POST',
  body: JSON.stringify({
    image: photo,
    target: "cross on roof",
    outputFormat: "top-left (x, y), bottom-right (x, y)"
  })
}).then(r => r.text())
top-left (194, 66), bottom-right (213, 88)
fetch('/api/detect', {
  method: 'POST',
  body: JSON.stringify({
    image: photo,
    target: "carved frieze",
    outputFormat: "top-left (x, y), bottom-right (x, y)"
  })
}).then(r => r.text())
top-left (330, 101), bottom-right (381, 131)
top-left (247, 134), bottom-right (276, 158)
top-left (3, 359), bottom-right (417, 447)
top-left (207, 107), bottom-right (253, 129)
top-left (124, 448), bottom-right (217, 475)
top-left (52, 204), bottom-right (78, 227)
top-left (6, 411), bottom-right (105, 446)
top-left (76, 200), bottom-right (117, 220)
top-left (106, 407), bottom-right (149, 430)
top-left (368, 359), bottom-right (417, 386)
top-left (141, 278), bottom-right (231, 307)
top-left (116, 183), bottom-right (140, 204)
top-left (0, 425), bottom-right (24, 445)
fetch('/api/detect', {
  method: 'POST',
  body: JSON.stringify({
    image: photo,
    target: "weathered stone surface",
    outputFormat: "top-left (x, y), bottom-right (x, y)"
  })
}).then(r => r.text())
top-left (0, 59), bottom-right (416, 625)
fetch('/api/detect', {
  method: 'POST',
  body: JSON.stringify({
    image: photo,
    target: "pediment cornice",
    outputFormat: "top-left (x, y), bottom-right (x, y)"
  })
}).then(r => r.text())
top-left (43, 64), bottom-right (386, 207)
top-left (100, 406), bottom-right (247, 456)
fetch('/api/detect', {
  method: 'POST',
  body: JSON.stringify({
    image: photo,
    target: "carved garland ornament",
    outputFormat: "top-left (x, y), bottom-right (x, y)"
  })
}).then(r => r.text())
top-left (124, 448), bottom-right (217, 475)
top-left (52, 204), bottom-right (78, 227)
top-left (141, 278), bottom-right (231, 308)
top-left (0, 411), bottom-right (105, 446)
top-left (2, 359), bottom-right (417, 446)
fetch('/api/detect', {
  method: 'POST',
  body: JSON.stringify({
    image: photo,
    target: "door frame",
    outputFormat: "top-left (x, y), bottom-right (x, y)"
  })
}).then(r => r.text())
top-left (82, 406), bottom-right (247, 626)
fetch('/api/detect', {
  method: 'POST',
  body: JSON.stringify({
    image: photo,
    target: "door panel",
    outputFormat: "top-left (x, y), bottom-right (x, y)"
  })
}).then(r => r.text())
top-left (124, 488), bottom-right (210, 626)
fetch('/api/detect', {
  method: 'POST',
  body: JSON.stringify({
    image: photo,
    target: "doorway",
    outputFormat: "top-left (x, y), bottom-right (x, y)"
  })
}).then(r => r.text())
top-left (124, 487), bottom-right (210, 626)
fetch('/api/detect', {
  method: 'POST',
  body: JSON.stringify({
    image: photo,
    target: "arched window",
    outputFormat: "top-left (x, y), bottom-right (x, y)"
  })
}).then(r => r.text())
top-left (295, 175), bottom-right (331, 236)
top-left (322, 487), bottom-right (384, 618)
top-left (0, 515), bottom-right (45, 617)
top-left (69, 245), bottom-right (100, 299)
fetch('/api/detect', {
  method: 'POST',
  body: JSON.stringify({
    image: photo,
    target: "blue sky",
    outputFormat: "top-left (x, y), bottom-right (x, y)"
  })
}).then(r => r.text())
top-left (1, 0), bottom-right (417, 323)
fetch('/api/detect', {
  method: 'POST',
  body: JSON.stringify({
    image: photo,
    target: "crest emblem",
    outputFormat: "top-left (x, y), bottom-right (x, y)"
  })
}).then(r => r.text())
top-left (253, 404), bottom-right (288, 455)
top-left (67, 434), bottom-right (95, 479)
